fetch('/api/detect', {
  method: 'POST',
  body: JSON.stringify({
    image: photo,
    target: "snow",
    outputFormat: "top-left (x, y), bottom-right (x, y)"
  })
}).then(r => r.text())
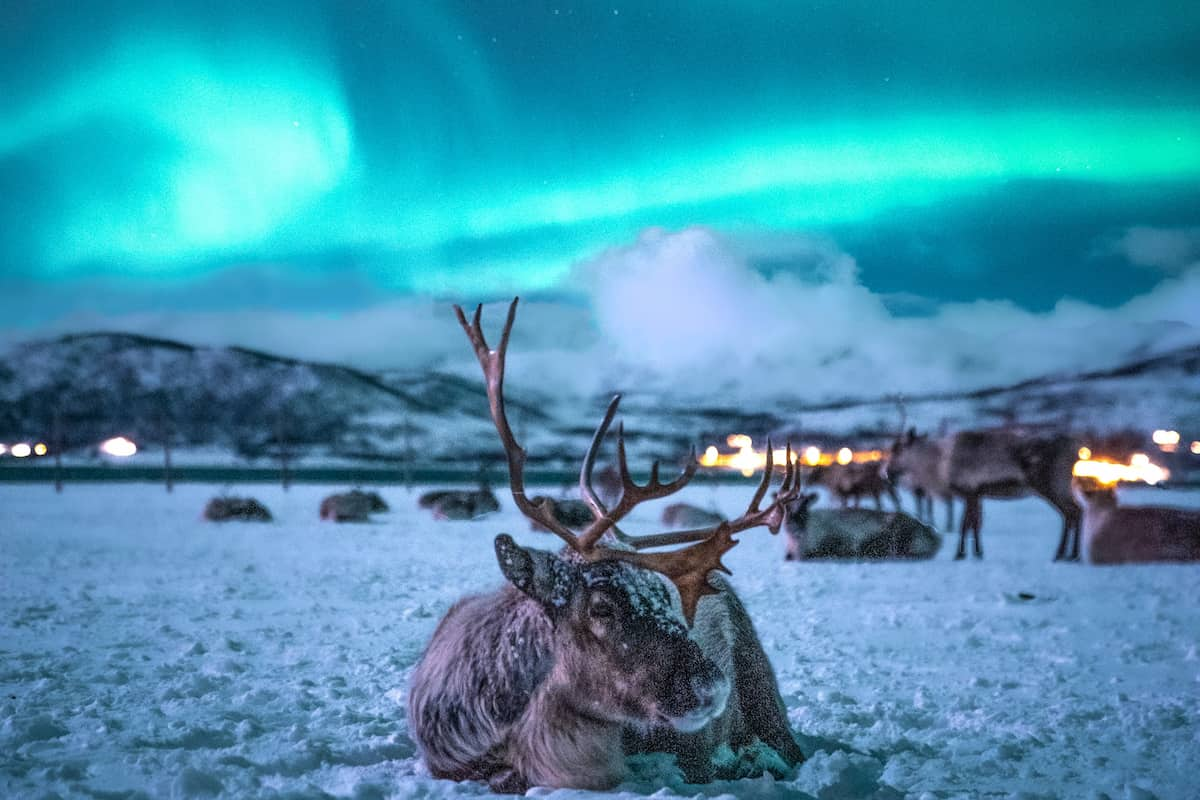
top-left (2, 482), bottom-right (1198, 799)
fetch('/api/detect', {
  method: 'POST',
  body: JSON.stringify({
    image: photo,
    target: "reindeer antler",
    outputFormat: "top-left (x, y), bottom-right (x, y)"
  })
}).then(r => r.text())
top-left (456, 297), bottom-right (802, 623)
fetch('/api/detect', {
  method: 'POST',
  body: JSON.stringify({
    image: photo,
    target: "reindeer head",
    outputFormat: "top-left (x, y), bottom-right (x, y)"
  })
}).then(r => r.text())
top-left (885, 427), bottom-right (924, 483)
top-left (782, 492), bottom-right (819, 530)
top-left (494, 534), bottom-right (728, 730)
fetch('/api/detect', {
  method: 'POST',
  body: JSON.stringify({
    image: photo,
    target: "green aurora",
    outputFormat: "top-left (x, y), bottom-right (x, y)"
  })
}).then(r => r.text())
top-left (1, 1), bottom-right (1198, 322)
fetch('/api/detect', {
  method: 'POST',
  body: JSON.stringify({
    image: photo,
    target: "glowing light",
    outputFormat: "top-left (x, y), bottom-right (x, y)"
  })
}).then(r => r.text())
top-left (696, 435), bottom-right (800, 477)
top-left (698, 435), bottom-right (884, 475)
top-left (0, 444), bottom-right (6, 455)
top-left (1077, 446), bottom-right (1091, 460)
top-left (1073, 453), bottom-right (1169, 486)
top-left (1151, 429), bottom-right (1180, 445)
top-left (33, 443), bottom-right (48, 456)
top-left (100, 436), bottom-right (138, 458)
top-left (1191, 441), bottom-right (1200, 455)
top-left (1152, 429), bottom-right (1180, 452)
top-left (11, 443), bottom-right (32, 458)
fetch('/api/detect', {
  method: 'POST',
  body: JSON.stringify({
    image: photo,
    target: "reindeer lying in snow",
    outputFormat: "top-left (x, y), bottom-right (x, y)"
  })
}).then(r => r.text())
top-left (782, 493), bottom-right (941, 560)
top-left (661, 502), bottom-right (726, 528)
top-left (527, 495), bottom-right (594, 530)
top-left (320, 489), bottom-right (389, 523)
top-left (409, 299), bottom-right (805, 792)
top-left (203, 497), bottom-right (272, 522)
top-left (1073, 480), bottom-right (1200, 564)
top-left (418, 487), bottom-right (501, 520)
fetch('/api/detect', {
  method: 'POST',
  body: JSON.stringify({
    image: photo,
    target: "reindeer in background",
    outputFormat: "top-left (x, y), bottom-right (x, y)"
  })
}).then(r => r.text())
top-left (203, 496), bottom-right (272, 522)
top-left (1073, 479), bottom-right (1200, 564)
top-left (893, 428), bottom-right (1080, 560)
top-left (782, 492), bottom-right (941, 561)
top-left (807, 461), bottom-right (900, 510)
top-left (888, 429), bottom-right (955, 530)
top-left (409, 299), bottom-right (805, 792)
top-left (320, 489), bottom-right (389, 523)
top-left (417, 479), bottom-right (501, 520)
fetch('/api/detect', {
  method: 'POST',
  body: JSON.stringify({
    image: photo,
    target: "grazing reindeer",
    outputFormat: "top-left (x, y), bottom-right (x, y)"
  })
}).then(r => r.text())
top-left (409, 299), bottom-right (805, 792)
top-left (807, 461), bottom-right (900, 510)
top-left (783, 493), bottom-right (941, 561)
top-left (930, 430), bottom-right (1080, 560)
top-left (888, 430), bottom-right (956, 530)
top-left (1072, 480), bottom-right (1200, 564)
top-left (203, 497), bottom-right (272, 522)
top-left (661, 502), bottom-right (726, 529)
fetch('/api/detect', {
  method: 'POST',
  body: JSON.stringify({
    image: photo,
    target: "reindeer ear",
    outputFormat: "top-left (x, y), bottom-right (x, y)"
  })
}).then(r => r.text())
top-left (494, 534), bottom-right (576, 610)
top-left (802, 491), bottom-right (818, 509)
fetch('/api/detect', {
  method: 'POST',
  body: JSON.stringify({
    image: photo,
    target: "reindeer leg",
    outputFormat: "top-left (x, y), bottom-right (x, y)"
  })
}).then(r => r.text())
top-left (1053, 517), bottom-right (1069, 561)
top-left (972, 501), bottom-right (983, 559)
top-left (944, 497), bottom-right (954, 532)
top-left (1068, 508), bottom-right (1082, 561)
top-left (956, 497), bottom-right (972, 560)
top-left (872, 491), bottom-right (882, 511)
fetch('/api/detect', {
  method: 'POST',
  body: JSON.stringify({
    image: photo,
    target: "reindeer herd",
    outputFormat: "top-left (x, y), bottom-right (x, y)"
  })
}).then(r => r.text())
top-left (198, 298), bottom-right (1196, 794)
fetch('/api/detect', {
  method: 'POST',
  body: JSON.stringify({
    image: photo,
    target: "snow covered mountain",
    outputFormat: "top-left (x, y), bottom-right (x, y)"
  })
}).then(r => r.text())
top-left (1, 332), bottom-right (1197, 469)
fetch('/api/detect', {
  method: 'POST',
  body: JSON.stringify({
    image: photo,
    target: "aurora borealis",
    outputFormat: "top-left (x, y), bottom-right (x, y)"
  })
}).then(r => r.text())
top-left (1, 1), bottom-right (1198, 335)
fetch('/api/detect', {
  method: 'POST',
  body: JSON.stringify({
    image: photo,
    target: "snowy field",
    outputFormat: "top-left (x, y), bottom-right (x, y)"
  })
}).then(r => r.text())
top-left (2, 482), bottom-right (1199, 800)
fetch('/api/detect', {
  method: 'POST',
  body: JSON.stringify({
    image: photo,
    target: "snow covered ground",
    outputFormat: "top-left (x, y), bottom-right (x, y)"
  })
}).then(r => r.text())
top-left (2, 481), bottom-right (1198, 799)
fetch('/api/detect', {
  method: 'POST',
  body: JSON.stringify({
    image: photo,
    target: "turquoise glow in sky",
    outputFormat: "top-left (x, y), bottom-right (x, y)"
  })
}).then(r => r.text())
top-left (1, 0), bottom-right (1198, 325)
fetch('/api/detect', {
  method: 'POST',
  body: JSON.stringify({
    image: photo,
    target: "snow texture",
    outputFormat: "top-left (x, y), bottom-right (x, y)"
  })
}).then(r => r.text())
top-left (2, 482), bottom-right (1199, 799)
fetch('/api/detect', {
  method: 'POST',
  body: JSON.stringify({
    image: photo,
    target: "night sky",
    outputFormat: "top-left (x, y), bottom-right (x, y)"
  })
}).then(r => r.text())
top-left (1, 1), bottom-right (1198, 367)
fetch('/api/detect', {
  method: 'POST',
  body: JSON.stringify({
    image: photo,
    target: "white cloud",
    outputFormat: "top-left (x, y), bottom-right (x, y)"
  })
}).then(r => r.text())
top-left (5, 227), bottom-right (1199, 406)
top-left (569, 226), bottom-right (1200, 401)
top-left (1110, 226), bottom-right (1200, 273)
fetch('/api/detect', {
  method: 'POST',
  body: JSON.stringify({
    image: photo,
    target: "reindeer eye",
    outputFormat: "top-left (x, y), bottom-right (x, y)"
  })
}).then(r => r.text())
top-left (589, 598), bottom-right (615, 620)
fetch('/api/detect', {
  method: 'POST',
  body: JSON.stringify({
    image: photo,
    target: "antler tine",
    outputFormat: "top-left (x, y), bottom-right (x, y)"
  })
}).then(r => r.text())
top-left (577, 422), bottom-right (699, 551)
top-left (579, 395), bottom-right (621, 520)
top-left (746, 437), bottom-right (775, 512)
top-left (619, 439), bottom-right (801, 551)
top-left (453, 297), bottom-right (580, 546)
top-left (595, 439), bottom-right (803, 623)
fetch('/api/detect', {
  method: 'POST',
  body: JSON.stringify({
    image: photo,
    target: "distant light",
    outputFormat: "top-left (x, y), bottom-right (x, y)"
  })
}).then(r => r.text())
top-left (1192, 441), bottom-right (1200, 455)
top-left (1152, 429), bottom-right (1180, 446)
top-left (1074, 452), bottom-right (1169, 486)
top-left (33, 443), bottom-right (48, 456)
top-left (803, 446), bottom-right (822, 466)
top-left (700, 445), bottom-right (720, 467)
top-left (100, 437), bottom-right (138, 458)
top-left (1077, 446), bottom-right (1092, 460)
top-left (0, 444), bottom-right (6, 456)
top-left (836, 447), bottom-right (853, 465)
top-left (11, 443), bottom-right (32, 458)
top-left (726, 434), bottom-right (752, 449)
